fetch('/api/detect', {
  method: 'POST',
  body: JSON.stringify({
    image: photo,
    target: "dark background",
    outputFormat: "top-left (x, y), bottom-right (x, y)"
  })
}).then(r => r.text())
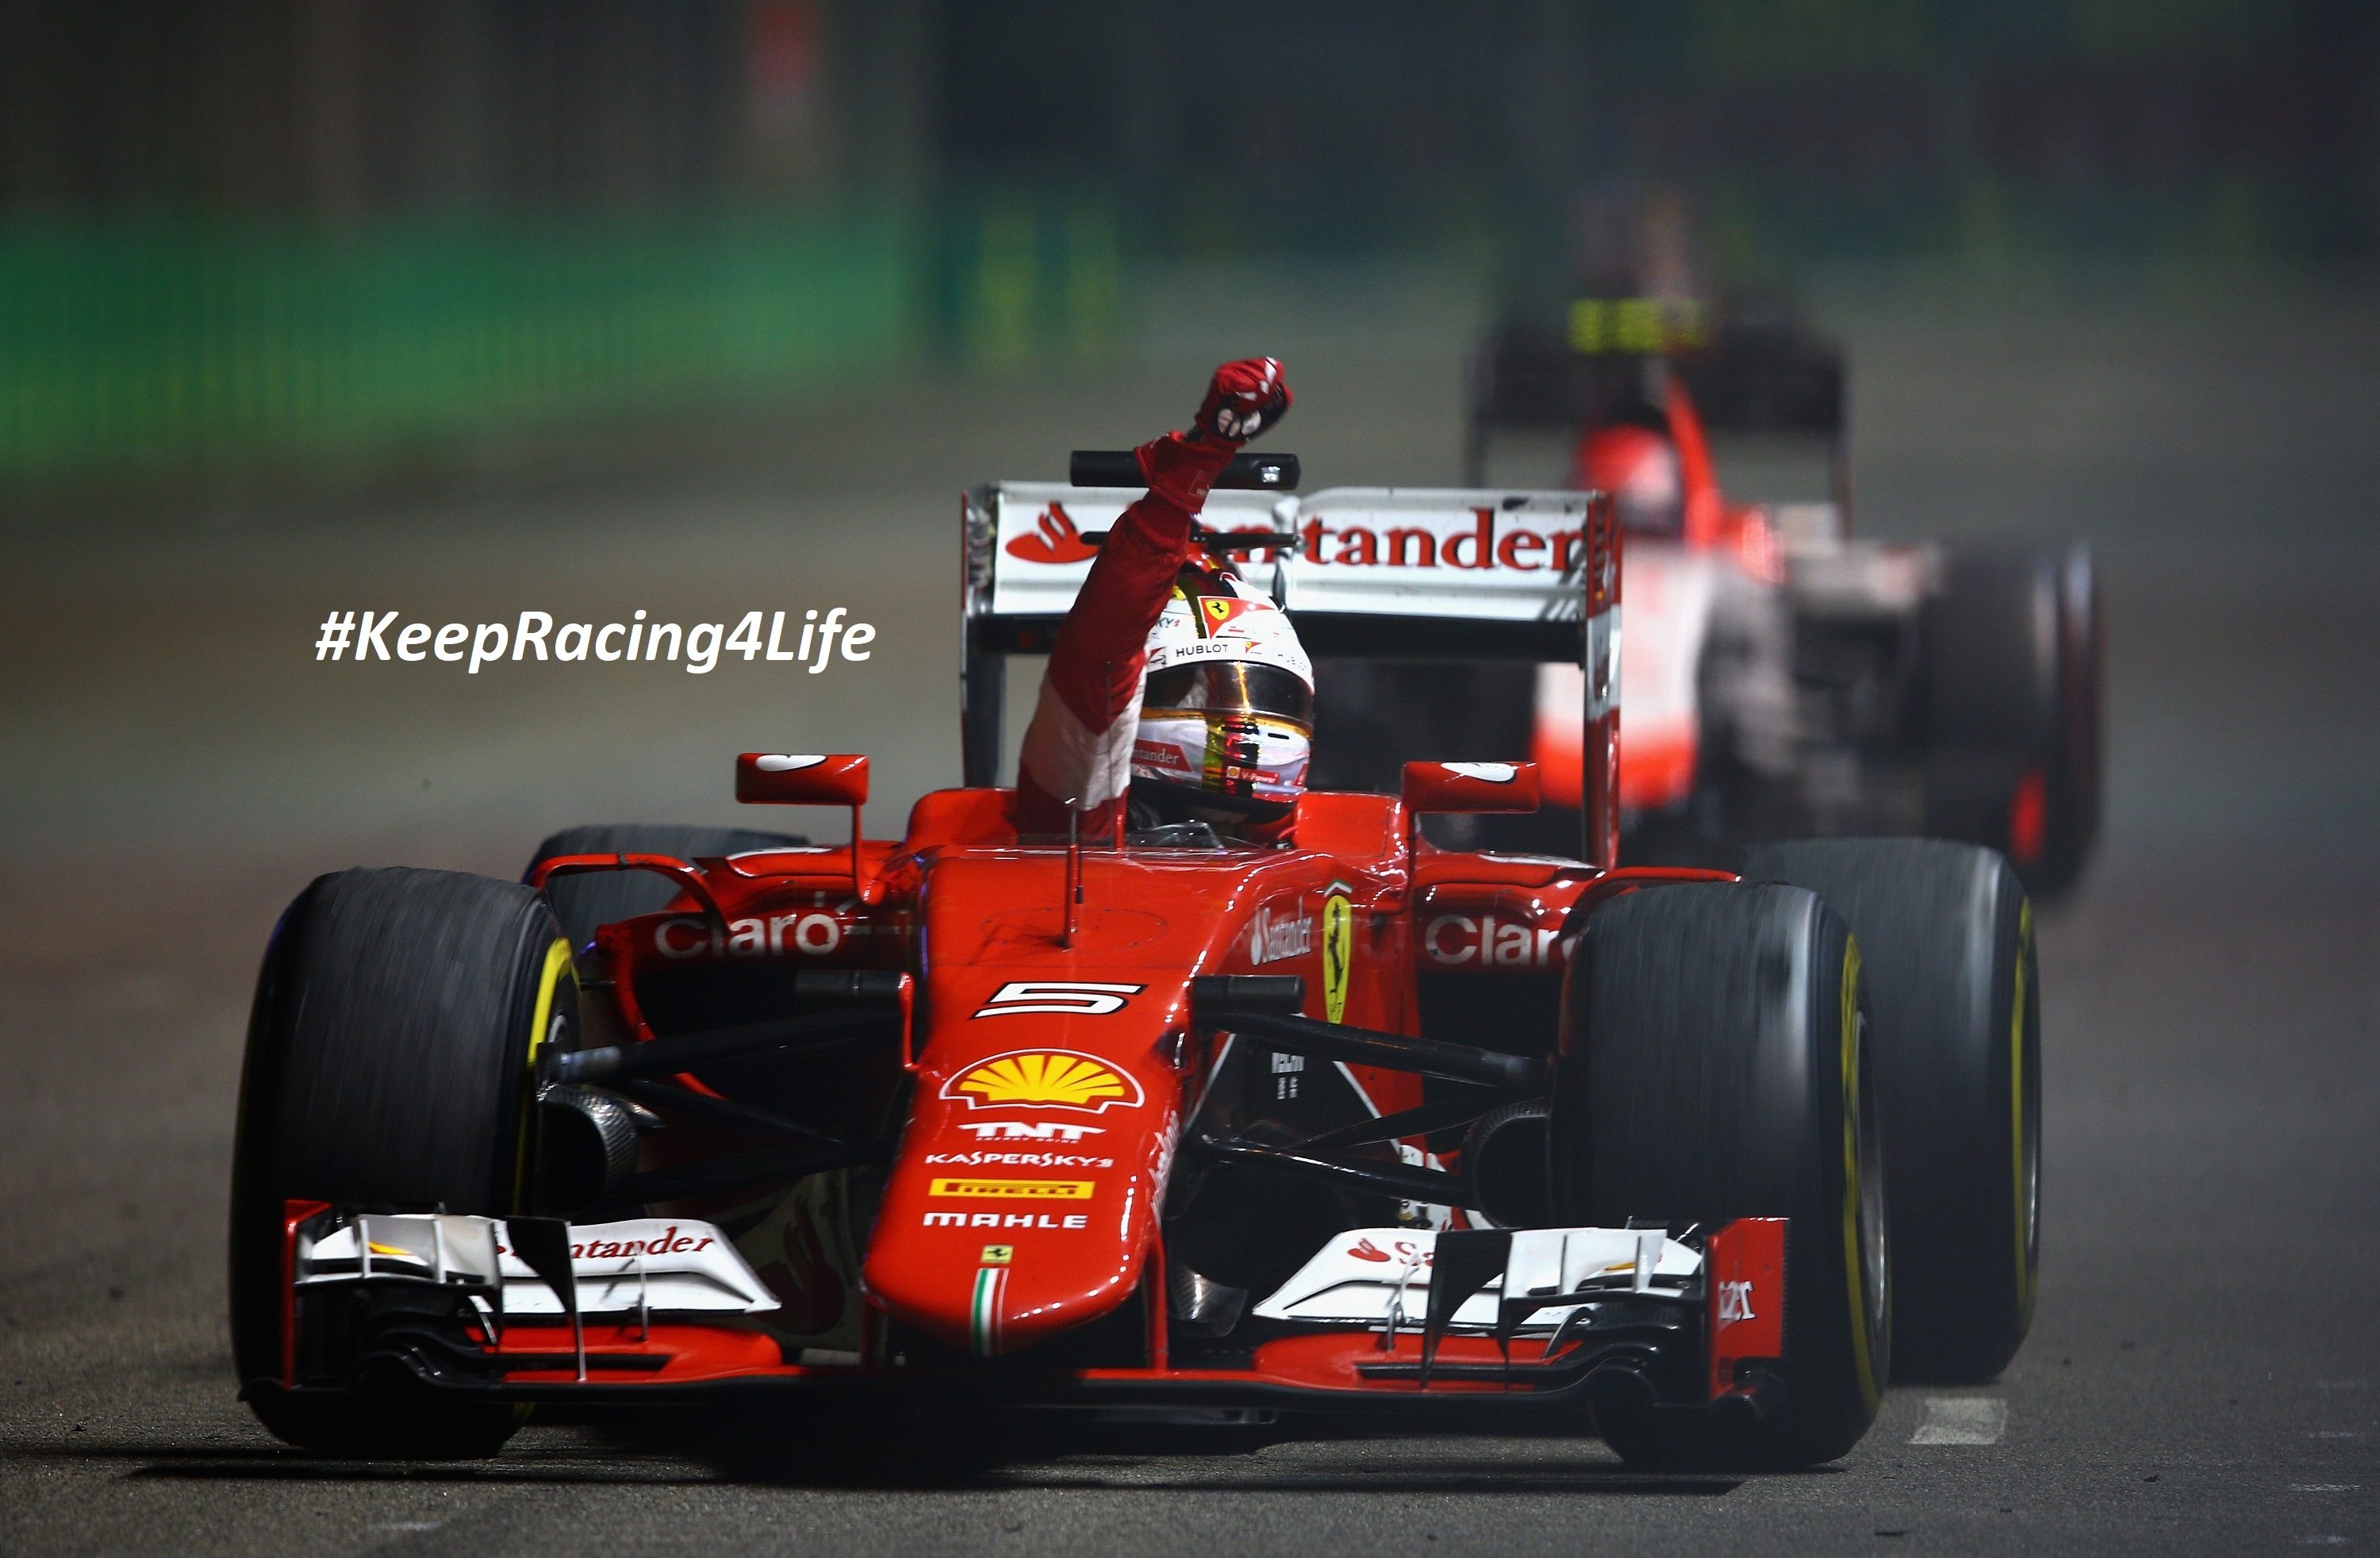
top-left (3, 4), bottom-right (2376, 1553)
top-left (6, 0), bottom-right (2378, 497)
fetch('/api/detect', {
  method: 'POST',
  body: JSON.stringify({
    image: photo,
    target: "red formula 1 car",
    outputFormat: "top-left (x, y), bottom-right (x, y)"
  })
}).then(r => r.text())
top-left (229, 451), bottom-right (2040, 1471)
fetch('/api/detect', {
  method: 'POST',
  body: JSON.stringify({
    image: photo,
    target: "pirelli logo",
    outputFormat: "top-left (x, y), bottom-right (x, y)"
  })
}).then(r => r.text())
top-left (927, 1178), bottom-right (1096, 1201)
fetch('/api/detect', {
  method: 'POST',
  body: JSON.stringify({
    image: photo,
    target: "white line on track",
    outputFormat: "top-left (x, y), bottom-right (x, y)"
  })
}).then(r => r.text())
top-left (1910, 1396), bottom-right (2008, 1445)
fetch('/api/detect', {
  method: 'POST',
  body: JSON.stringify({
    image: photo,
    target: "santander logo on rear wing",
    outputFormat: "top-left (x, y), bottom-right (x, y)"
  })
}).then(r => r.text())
top-left (974, 483), bottom-right (1601, 626)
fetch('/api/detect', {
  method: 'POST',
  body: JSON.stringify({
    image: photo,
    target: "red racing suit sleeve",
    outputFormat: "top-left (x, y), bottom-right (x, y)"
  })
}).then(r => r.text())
top-left (1013, 432), bottom-right (1236, 838)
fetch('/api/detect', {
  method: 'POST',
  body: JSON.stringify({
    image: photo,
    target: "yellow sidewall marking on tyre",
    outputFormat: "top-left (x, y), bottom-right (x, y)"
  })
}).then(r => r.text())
top-left (2012, 899), bottom-right (2036, 1327)
top-left (512, 936), bottom-right (577, 1211)
top-left (525, 936), bottom-right (574, 1071)
top-left (1840, 935), bottom-right (1881, 1414)
top-left (510, 933), bottom-right (576, 1429)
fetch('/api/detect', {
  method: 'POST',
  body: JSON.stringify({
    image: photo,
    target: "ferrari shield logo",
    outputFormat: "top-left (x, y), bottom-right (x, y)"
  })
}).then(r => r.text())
top-left (1199, 595), bottom-right (1254, 634)
top-left (1322, 888), bottom-right (1353, 1023)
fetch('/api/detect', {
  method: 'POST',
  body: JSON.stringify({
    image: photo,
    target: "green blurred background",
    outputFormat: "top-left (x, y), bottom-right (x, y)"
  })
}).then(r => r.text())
top-left (4, 0), bottom-right (2374, 494)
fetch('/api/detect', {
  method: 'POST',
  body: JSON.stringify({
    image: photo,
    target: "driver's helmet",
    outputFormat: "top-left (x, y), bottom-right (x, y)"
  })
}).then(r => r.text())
top-left (1572, 421), bottom-right (1683, 538)
top-left (1130, 567), bottom-right (1314, 822)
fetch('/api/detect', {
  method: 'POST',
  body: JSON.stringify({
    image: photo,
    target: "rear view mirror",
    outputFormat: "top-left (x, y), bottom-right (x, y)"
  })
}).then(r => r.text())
top-left (736, 754), bottom-right (870, 894)
top-left (1400, 761), bottom-right (1542, 815)
top-left (735, 753), bottom-right (869, 807)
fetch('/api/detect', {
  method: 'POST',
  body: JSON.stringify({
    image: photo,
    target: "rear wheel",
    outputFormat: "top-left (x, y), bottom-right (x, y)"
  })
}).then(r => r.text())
top-left (1923, 546), bottom-right (2102, 896)
top-left (1742, 838), bottom-right (2039, 1381)
top-left (526, 823), bottom-right (808, 954)
top-left (1551, 882), bottom-right (1888, 1468)
top-left (229, 868), bottom-right (578, 1456)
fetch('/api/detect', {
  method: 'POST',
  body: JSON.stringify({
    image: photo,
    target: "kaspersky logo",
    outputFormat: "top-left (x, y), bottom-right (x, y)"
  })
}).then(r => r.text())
top-left (941, 1050), bottom-right (1146, 1114)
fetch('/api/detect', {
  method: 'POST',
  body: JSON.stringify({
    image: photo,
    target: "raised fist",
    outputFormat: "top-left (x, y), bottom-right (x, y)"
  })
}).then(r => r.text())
top-left (1195, 357), bottom-right (1292, 443)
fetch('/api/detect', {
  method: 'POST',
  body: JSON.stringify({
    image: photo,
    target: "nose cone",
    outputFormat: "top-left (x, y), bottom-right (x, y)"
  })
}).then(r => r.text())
top-left (873, 855), bottom-right (1207, 1358)
top-left (863, 1048), bottom-right (1176, 1357)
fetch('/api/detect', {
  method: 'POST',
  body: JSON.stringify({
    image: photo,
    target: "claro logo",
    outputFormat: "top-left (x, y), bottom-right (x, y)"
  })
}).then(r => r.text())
top-left (654, 913), bottom-right (845, 959)
top-left (1423, 914), bottom-right (1570, 969)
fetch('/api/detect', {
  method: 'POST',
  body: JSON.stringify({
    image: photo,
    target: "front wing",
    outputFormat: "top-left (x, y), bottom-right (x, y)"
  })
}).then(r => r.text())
top-left (257, 1203), bottom-right (1787, 1423)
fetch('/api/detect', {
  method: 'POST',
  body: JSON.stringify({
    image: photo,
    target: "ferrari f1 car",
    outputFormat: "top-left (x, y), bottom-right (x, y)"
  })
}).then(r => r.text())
top-left (1315, 301), bottom-right (2102, 895)
top-left (230, 453), bottom-right (2041, 1470)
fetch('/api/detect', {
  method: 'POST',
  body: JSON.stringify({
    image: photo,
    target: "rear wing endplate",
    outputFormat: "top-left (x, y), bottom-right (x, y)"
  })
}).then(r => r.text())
top-left (960, 478), bottom-right (1622, 866)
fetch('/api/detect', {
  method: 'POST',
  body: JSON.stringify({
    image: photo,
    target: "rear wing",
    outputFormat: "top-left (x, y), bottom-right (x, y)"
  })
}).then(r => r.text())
top-left (961, 475), bottom-right (1622, 866)
top-left (1464, 300), bottom-right (1849, 512)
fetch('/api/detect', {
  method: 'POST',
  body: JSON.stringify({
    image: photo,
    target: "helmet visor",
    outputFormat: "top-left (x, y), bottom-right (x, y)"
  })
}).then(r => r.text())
top-left (1142, 661), bottom-right (1313, 732)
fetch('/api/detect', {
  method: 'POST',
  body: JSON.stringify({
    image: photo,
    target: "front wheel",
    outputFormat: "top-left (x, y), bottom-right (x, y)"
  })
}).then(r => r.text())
top-left (1551, 881), bottom-right (1888, 1469)
top-left (1744, 838), bottom-right (2040, 1381)
top-left (229, 867), bottom-right (578, 1456)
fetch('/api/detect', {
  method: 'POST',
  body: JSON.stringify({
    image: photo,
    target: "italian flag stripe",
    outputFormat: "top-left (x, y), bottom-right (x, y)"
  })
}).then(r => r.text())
top-left (970, 1268), bottom-right (1004, 1356)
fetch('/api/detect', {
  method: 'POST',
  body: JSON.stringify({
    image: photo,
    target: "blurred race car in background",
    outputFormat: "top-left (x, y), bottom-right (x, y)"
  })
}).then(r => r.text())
top-left (1314, 297), bottom-right (2102, 895)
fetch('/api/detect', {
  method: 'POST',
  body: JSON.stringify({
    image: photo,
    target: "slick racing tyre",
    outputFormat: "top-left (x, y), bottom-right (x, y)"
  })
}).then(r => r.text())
top-left (1742, 838), bottom-right (2039, 1382)
top-left (1922, 546), bottom-right (2102, 897)
top-left (229, 868), bottom-right (579, 1457)
top-left (1552, 882), bottom-right (1888, 1469)
top-left (526, 823), bottom-right (808, 955)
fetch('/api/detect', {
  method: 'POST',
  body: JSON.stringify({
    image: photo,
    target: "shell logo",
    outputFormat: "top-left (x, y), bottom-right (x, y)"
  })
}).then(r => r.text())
top-left (942, 1050), bottom-right (1146, 1115)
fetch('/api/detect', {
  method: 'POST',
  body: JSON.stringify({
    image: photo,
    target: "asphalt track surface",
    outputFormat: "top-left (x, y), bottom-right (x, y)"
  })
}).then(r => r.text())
top-left (5, 282), bottom-right (2378, 1554)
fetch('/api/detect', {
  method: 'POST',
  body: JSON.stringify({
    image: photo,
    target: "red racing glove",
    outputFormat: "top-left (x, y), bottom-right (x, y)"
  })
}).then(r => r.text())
top-left (1195, 356), bottom-right (1292, 443)
top-left (1136, 357), bottom-right (1292, 516)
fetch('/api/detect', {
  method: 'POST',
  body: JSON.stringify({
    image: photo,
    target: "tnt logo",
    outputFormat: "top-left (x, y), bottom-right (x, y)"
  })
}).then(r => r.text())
top-left (1717, 1280), bottom-right (1756, 1324)
top-left (958, 1121), bottom-right (1104, 1144)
